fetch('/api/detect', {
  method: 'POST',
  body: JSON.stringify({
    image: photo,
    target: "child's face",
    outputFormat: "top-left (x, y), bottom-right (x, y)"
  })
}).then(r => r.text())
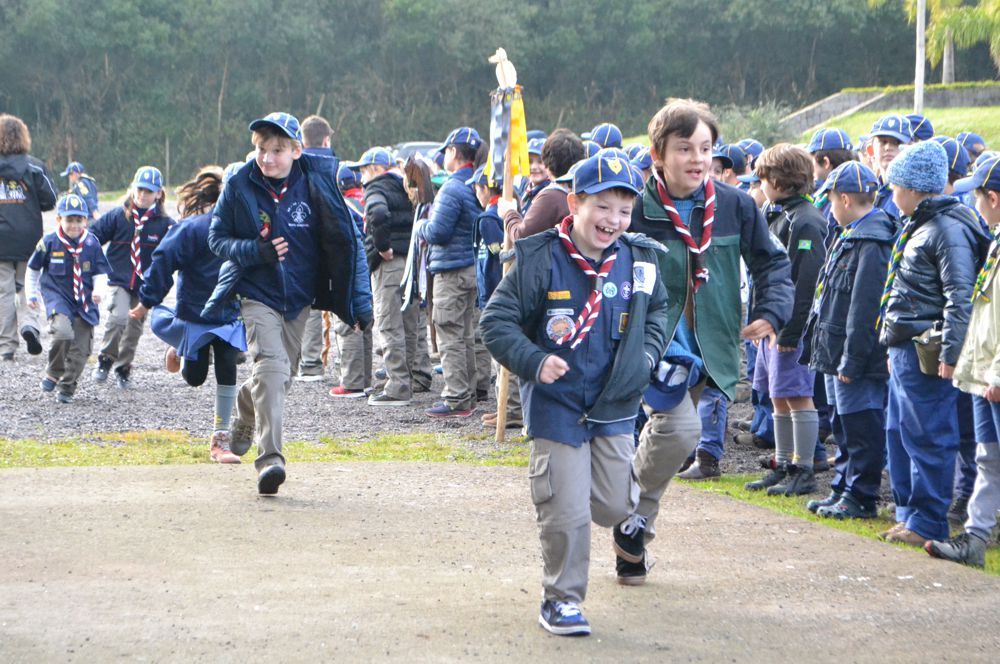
top-left (760, 178), bottom-right (788, 204)
top-left (891, 184), bottom-right (926, 217)
top-left (828, 192), bottom-right (871, 226)
top-left (359, 165), bottom-right (383, 184)
top-left (974, 189), bottom-right (1000, 226)
top-left (255, 137), bottom-right (302, 179)
top-left (443, 146), bottom-right (459, 173)
top-left (132, 187), bottom-right (158, 209)
top-left (567, 188), bottom-right (634, 259)
top-left (813, 155), bottom-right (832, 183)
top-left (709, 159), bottom-right (725, 182)
top-left (58, 215), bottom-right (86, 239)
top-left (873, 136), bottom-right (902, 173)
top-left (475, 183), bottom-right (490, 208)
top-left (653, 121), bottom-right (713, 198)
top-left (68, 172), bottom-right (81, 184)
top-left (529, 154), bottom-right (548, 186)
top-left (748, 182), bottom-right (767, 208)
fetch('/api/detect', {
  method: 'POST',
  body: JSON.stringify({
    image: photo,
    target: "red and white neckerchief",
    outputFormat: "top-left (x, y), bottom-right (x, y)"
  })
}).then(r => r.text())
top-left (554, 216), bottom-right (618, 350)
top-left (129, 205), bottom-right (155, 289)
top-left (652, 171), bottom-right (715, 293)
top-left (56, 226), bottom-right (90, 312)
top-left (260, 179), bottom-right (289, 239)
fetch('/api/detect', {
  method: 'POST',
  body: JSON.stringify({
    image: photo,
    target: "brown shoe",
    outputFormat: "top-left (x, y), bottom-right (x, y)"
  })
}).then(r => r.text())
top-left (482, 412), bottom-right (523, 429)
top-left (879, 523), bottom-right (906, 541)
top-left (164, 347), bottom-right (180, 373)
top-left (886, 527), bottom-right (928, 547)
top-left (677, 450), bottom-right (721, 480)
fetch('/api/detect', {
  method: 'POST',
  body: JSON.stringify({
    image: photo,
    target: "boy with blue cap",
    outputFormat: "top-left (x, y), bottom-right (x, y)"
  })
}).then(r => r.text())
top-left (90, 165), bottom-right (175, 388)
top-left (418, 127), bottom-right (485, 417)
top-left (709, 144), bottom-right (748, 187)
top-left (868, 114), bottom-right (913, 221)
top-left (906, 114), bottom-right (934, 142)
top-left (61, 161), bottom-right (100, 219)
top-left (25, 193), bottom-right (111, 403)
top-left (520, 137), bottom-right (550, 215)
top-left (878, 140), bottom-right (991, 545)
top-left (589, 122), bottom-right (623, 149)
top-left (807, 128), bottom-right (855, 230)
top-left (480, 151), bottom-right (668, 637)
top-left (957, 131), bottom-right (987, 162)
top-left (928, 154), bottom-right (1000, 566)
top-left (804, 162), bottom-right (895, 519)
top-left (208, 112), bottom-right (372, 494)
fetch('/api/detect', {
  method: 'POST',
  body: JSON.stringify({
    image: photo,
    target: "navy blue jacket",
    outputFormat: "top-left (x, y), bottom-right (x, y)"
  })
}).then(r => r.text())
top-left (878, 196), bottom-right (991, 365)
top-left (417, 166), bottom-right (479, 273)
top-left (27, 231), bottom-right (111, 327)
top-left (0, 154), bottom-right (58, 261)
top-left (874, 180), bottom-right (901, 221)
top-left (70, 174), bottom-right (100, 218)
top-left (139, 213), bottom-right (239, 325)
top-left (89, 205), bottom-right (175, 292)
top-left (806, 209), bottom-right (895, 380)
top-left (473, 202), bottom-right (504, 309)
top-left (207, 153), bottom-right (372, 325)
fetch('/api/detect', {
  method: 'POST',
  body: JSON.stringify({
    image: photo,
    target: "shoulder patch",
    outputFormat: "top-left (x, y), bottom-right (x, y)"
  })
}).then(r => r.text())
top-left (797, 239), bottom-right (813, 251)
top-left (633, 261), bottom-right (656, 295)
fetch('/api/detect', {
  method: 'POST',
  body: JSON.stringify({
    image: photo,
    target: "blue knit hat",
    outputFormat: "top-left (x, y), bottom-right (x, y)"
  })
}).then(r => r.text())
top-left (885, 140), bottom-right (949, 194)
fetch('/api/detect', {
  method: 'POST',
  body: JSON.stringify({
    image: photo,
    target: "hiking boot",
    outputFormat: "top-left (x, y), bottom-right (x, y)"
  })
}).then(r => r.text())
top-left (734, 432), bottom-right (774, 449)
top-left (56, 391), bottom-right (74, 404)
top-left (115, 366), bottom-right (132, 389)
top-left (481, 411), bottom-right (524, 429)
top-left (92, 356), bottom-right (112, 383)
top-left (41, 376), bottom-right (57, 393)
top-left (329, 386), bottom-right (367, 398)
top-left (425, 401), bottom-right (475, 418)
top-left (886, 527), bottom-right (928, 547)
top-left (209, 431), bottom-right (241, 464)
top-left (230, 419), bottom-right (255, 457)
top-left (807, 491), bottom-right (842, 514)
top-left (817, 495), bottom-right (878, 520)
top-left (758, 454), bottom-right (777, 470)
top-left (768, 464), bottom-right (816, 496)
top-left (677, 450), bottom-right (721, 480)
top-left (257, 464), bottom-right (286, 495)
top-left (164, 347), bottom-right (180, 373)
top-left (367, 391), bottom-right (410, 407)
top-left (538, 599), bottom-right (591, 636)
top-left (616, 553), bottom-right (652, 586)
top-left (746, 464), bottom-right (787, 491)
top-left (948, 495), bottom-right (970, 525)
top-left (613, 513), bottom-right (646, 563)
top-left (925, 532), bottom-right (988, 568)
top-left (21, 327), bottom-right (42, 355)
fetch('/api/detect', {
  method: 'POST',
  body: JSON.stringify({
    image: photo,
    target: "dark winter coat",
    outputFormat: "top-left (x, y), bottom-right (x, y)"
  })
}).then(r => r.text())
top-left (0, 154), bottom-right (58, 261)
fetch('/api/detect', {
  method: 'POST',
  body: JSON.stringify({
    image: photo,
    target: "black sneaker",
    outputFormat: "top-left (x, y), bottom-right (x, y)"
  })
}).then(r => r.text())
top-left (613, 513), bottom-right (646, 563)
top-left (746, 465), bottom-right (787, 491)
top-left (92, 356), bottom-right (112, 382)
top-left (948, 495), bottom-right (970, 524)
top-left (538, 599), bottom-right (591, 636)
top-left (807, 491), bottom-right (841, 513)
top-left (817, 495), bottom-right (878, 520)
top-left (257, 465), bottom-right (286, 495)
top-left (21, 327), bottom-right (42, 355)
top-left (616, 552), bottom-right (654, 586)
top-left (925, 531), bottom-right (987, 568)
top-left (115, 366), bottom-right (132, 390)
top-left (768, 464), bottom-right (816, 496)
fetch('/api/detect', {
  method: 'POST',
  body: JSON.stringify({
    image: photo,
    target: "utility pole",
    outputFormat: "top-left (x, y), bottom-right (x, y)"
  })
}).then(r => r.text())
top-left (914, 0), bottom-right (926, 114)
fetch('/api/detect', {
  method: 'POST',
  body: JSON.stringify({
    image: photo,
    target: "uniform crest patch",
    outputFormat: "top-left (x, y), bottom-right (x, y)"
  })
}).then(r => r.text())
top-left (546, 314), bottom-right (574, 342)
top-left (633, 261), bottom-right (655, 295)
top-left (621, 281), bottom-right (633, 300)
top-left (602, 282), bottom-right (618, 299)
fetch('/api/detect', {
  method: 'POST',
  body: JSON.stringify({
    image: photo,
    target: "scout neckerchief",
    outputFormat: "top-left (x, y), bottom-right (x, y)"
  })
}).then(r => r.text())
top-left (56, 226), bottom-right (89, 312)
top-left (973, 226), bottom-right (1000, 303)
top-left (555, 215), bottom-right (618, 350)
top-left (876, 215), bottom-right (919, 330)
top-left (129, 204), bottom-right (155, 290)
top-left (260, 176), bottom-right (289, 239)
top-left (813, 212), bottom-right (869, 307)
top-left (652, 172), bottom-right (715, 293)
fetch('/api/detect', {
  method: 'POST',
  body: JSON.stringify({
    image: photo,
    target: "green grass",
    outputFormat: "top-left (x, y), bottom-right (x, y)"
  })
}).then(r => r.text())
top-left (0, 430), bottom-right (529, 469)
top-left (803, 106), bottom-right (1000, 148)
top-left (687, 474), bottom-right (1000, 576)
top-left (841, 80), bottom-right (1000, 94)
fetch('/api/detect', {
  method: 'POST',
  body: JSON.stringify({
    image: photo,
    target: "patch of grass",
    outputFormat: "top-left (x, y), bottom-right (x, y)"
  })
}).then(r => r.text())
top-left (687, 474), bottom-right (1000, 576)
top-left (0, 430), bottom-right (530, 469)
top-left (802, 106), bottom-right (1000, 148)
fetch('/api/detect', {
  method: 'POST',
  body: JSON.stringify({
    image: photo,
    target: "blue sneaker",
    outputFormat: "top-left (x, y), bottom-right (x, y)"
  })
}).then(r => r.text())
top-left (538, 599), bottom-right (591, 636)
top-left (425, 401), bottom-right (475, 418)
top-left (41, 376), bottom-right (57, 393)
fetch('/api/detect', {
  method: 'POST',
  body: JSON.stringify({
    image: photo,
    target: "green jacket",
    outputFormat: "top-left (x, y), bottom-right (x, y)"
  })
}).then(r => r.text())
top-left (629, 178), bottom-right (793, 399)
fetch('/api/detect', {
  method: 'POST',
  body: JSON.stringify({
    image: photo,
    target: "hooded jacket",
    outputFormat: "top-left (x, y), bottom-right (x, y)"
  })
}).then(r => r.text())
top-left (0, 154), bottom-right (58, 261)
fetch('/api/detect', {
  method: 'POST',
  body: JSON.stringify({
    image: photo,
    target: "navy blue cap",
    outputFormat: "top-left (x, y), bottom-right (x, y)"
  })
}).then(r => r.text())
top-left (465, 164), bottom-right (502, 188)
top-left (932, 136), bottom-right (972, 177)
top-left (953, 154), bottom-right (1000, 195)
top-left (56, 193), bottom-right (89, 217)
top-left (583, 140), bottom-right (601, 158)
top-left (957, 131), bottom-right (987, 159)
top-left (527, 137), bottom-right (545, 156)
top-left (438, 127), bottom-right (482, 155)
top-left (807, 128), bottom-right (853, 153)
top-left (906, 114), bottom-right (934, 141)
top-left (60, 161), bottom-right (84, 177)
top-left (737, 138), bottom-right (764, 164)
top-left (131, 166), bottom-right (163, 193)
top-left (248, 112), bottom-right (303, 142)
top-left (555, 160), bottom-right (585, 184)
top-left (337, 163), bottom-right (362, 189)
top-left (631, 147), bottom-right (652, 171)
top-left (624, 144), bottom-right (644, 160)
top-left (572, 152), bottom-right (641, 195)
top-left (714, 144), bottom-right (748, 172)
top-left (349, 147), bottom-right (394, 169)
top-left (643, 344), bottom-right (703, 412)
top-left (589, 122), bottom-right (623, 149)
top-left (869, 114), bottom-right (912, 144)
top-left (815, 161), bottom-right (879, 197)
top-left (526, 129), bottom-right (547, 141)
top-left (711, 149), bottom-right (733, 170)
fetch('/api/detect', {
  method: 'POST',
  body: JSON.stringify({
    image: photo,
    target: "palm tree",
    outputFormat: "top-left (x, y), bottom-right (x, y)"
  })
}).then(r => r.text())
top-left (927, 0), bottom-right (1000, 77)
top-left (870, 0), bottom-right (965, 84)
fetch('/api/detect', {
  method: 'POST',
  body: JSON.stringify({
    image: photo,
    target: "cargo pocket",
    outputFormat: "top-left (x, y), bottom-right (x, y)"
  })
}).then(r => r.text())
top-left (528, 451), bottom-right (553, 505)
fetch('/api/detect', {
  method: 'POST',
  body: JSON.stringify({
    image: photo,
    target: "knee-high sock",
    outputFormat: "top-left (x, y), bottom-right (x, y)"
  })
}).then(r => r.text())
top-left (774, 412), bottom-right (793, 465)
top-left (791, 409), bottom-right (819, 467)
top-left (215, 383), bottom-right (239, 432)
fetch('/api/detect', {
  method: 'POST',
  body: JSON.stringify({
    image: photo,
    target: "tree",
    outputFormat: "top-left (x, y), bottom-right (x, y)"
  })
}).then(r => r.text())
top-left (928, 0), bottom-right (1000, 76)
top-left (870, 0), bottom-right (965, 84)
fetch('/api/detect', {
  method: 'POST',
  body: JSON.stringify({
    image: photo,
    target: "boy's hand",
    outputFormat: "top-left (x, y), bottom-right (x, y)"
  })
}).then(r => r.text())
top-left (938, 362), bottom-right (955, 380)
top-left (27, 297), bottom-right (39, 310)
top-left (272, 236), bottom-right (288, 261)
top-left (129, 303), bottom-right (148, 319)
top-left (985, 385), bottom-right (1000, 403)
top-left (742, 319), bottom-right (776, 346)
top-left (256, 236), bottom-right (288, 263)
top-left (538, 355), bottom-right (570, 384)
top-left (837, 373), bottom-right (853, 384)
top-left (498, 197), bottom-right (518, 219)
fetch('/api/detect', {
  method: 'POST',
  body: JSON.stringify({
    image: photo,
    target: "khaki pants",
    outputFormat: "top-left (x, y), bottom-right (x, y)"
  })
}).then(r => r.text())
top-left (46, 313), bottom-right (93, 395)
top-left (334, 316), bottom-right (372, 390)
top-left (408, 305), bottom-right (433, 391)
top-left (99, 286), bottom-right (145, 370)
top-left (633, 387), bottom-right (703, 541)
top-left (235, 300), bottom-right (309, 471)
top-left (298, 308), bottom-right (326, 377)
top-left (530, 435), bottom-right (638, 603)
top-left (0, 260), bottom-right (41, 355)
top-left (472, 308), bottom-right (492, 395)
top-left (373, 256), bottom-right (431, 400)
top-left (431, 266), bottom-right (478, 409)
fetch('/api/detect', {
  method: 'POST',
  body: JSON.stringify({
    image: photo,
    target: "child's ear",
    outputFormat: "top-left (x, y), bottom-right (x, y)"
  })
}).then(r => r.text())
top-left (292, 143), bottom-right (303, 159)
top-left (566, 192), bottom-right (580, 214)
top-left (649, 145), bottom-right (662, 167)
top-left (990, 190), bottom-right (1000, 209)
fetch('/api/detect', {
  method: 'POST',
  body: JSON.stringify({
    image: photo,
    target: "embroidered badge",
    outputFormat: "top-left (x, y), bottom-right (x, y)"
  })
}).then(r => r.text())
top-left (546, 314), bottom-right (574, 342)
top-left (602, 282), bottom-right (618, 299)
top-left (82, 261), bottom-right (91, 271)
top-left (605, 156), bottom-right (623, 174)
top-left (547, 290), bottom-right (571, 300)
top-left (546, 308), bottom-right (574, 316)
top-left (619, 312), bottom-right (630, 334)
top-left (288, 201), bottom-right (311, 226)
top-left (798, 239), bottom-right (813, 251)
top-left (621, 281), bottom-right (633, 300)
top-left (633, 261), bottom-right (655, 295)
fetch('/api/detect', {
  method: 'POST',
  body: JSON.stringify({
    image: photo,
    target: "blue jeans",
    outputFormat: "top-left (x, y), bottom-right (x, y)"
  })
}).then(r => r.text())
top-left (955, 392), bottom-right (978, 499)
top-left (696, 386), bottom-right (728, 460)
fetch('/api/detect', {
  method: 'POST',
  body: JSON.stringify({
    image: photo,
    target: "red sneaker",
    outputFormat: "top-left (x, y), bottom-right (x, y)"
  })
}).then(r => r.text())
top-left (209, 431), bottom-right (241, 464)
top-left (329, 386), bottom-right (367, 398)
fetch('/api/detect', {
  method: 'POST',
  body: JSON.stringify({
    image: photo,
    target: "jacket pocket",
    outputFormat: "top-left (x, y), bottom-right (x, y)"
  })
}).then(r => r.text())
top-left (528, 451), bottom-right (553, 505)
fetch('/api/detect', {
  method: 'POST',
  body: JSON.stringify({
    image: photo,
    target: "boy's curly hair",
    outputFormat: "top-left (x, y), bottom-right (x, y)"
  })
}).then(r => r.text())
top-left (176, 166), bottom-right (224, 218)
top-left (0, 114), bottom-right (31, 156)
top-left (755, 144), bottom-right (814, 196)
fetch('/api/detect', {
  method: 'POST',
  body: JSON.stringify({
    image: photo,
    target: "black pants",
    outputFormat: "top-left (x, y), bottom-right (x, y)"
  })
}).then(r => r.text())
top-left (182, 337), bottom-right (239, 387)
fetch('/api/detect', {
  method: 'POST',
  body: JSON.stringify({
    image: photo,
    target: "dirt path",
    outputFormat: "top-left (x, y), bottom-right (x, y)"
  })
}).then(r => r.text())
top-left (1, 462), bottom-right (998, 662)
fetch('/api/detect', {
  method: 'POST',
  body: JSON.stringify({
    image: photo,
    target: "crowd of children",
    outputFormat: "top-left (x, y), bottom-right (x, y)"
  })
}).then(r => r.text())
top-left (3, 100), bottom-right (1000, 637)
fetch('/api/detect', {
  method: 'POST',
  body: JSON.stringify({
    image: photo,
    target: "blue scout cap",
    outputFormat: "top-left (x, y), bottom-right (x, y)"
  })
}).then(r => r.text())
top-left (714, 144), bottom-right (748, 172)
top-left (526, 129), bottom-right (547, 141)
top-left (527, 137), bottom-right (545, 156)
top-left (555, 160), bottom-right (585, 184)
top-left (465, 164), bottom-right (502, 188)
top-left (131, 166), bottom-right (163, 193)
top-left (56, 193), bottom-right (89, 217)
top-left (583, 140), bottom-right (601, 158)
top-left (957, 131), bottom-right (987, 159)
top-left (351, 147), bottom-right (394, 169)
top-left (631, 147), bottom-right (652, 171)
top-left (711, 149), bottom-right (733, 170)
top-left (932, 136), bottom-right (972, 177)
top-left (815, 161), bottom-right (879, 197)
top-left (736, 139), bottom-right (765, 165)
top-left (869, 114), bottom-right (912, 144)
top-left (953, 153), bottom-right (1000, 195)
top-left (572, 151), bottom-right (641, 195)
top-left (60, 161), bottom-right (84, 177)
top-left (738, 173), bottom-right (760, 184)
top-left (807, 128), bottom-right (853, 153)
top-left (589, 122), bottom-right (623, 149)
top-left (906, 114), bottom-right (934, 141)
top-left (438, 127), bottom-right (483, 155)
top-left (337, 163), bottom-right (362, 189)
top-left (248, 112), bottom-right (303, 142)
top-left (624, 144), bottom-right (644, 161)
top-left (643, 341), bottom-right (703, 412)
